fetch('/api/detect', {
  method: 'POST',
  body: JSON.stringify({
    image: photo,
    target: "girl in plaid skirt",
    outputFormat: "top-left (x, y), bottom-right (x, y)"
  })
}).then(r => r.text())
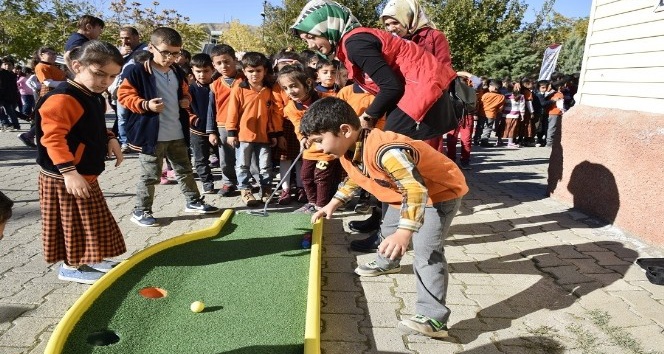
top-left (35, 41), bottom-right (126, 285)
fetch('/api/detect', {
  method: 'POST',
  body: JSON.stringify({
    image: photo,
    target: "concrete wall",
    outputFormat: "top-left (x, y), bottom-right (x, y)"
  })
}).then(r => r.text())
top-left (548, 104), bottom-right (664, 246)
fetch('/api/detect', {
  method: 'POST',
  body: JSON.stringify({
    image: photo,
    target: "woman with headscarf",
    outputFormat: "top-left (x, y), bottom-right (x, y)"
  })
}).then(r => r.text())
top-left (380, 0), bottom-right (475, 165)
top-left (291, 0), bottom-right (457, 141)
top-left (292, 0), bottom-right (459, 338)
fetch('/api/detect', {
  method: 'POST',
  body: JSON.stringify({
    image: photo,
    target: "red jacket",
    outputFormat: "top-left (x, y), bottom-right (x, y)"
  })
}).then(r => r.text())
top-left (336, 27), bottom-right (455, 123)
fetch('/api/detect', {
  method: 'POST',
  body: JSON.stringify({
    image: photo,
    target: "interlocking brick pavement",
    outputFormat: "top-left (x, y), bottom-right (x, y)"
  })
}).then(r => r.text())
top-left (1, 118), bottom-right (664, 353)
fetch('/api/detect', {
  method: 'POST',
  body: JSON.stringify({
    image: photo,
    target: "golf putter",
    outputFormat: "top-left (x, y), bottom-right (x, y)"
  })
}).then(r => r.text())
top-left (246, 149), bottom-right (304, 217)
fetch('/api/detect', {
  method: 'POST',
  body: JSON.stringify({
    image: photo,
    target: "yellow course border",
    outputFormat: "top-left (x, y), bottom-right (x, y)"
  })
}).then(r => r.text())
top-left (44, 209), bottom-right (323, 354)
top-left (304, 218), bottom-right (323, 354)
top-left (44, 209), bottom-right (234, 354)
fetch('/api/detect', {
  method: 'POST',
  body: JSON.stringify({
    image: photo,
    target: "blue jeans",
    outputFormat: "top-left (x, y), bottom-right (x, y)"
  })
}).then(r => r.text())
top-left (115, 104), bottom-right (129, 145)
top-left (235, 142), bottom-right (271, 190)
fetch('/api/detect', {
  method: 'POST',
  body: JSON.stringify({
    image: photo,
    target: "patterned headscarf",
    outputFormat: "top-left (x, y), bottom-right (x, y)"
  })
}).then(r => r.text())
top-left (380, 0), bottom-right (435, 35)
top-left (291, 0), bottom-right (362, 49)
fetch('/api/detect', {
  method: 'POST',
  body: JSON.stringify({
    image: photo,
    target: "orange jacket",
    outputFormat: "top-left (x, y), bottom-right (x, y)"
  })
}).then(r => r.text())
top-left (283, 99), bottom-right (335, 162)
top-left (336, 83), bottom-right (385, 130)
top-left (340, 129), bottom-right (468, 205)
top-left (226, 82), bottom-right (281, 143)
top-left (210, 74), bottom-right (244, 127)
top-left (547, 92), bottom-right (564, 115)
top-left (481, 92), bottom-right (505, 119)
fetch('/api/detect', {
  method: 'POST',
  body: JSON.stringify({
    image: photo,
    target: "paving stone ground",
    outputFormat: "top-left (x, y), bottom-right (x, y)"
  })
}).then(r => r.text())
top-left (1, 118), bottom-right (663, 354)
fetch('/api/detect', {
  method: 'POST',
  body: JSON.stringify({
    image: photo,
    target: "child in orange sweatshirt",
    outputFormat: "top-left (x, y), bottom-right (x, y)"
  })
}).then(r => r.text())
top-left (478, 80), bottom-right (505, 147)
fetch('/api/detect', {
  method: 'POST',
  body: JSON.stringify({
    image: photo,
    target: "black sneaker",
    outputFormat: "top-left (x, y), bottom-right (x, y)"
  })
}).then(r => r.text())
top-left (350, 231), bottom-right (380, 253)
top-left (348, 208), bottom-right (381, 233)
top-left (202, 183), bottom-right (215, 194)
top-left (185, 198), bottom-right (220, 214)
top-left (17, 133), bottom-right (36, 148)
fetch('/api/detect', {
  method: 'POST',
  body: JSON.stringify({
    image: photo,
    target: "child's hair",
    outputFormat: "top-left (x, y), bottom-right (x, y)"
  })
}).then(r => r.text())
top-left (190, 53), bottom-right (213, 68)
top-left (241, 52), bottom-right (270, 69)
top-left (537, 80), bottom-right (550, 88)
top-left (150, 27), bottom-right (183, 47)
top-left (78, 15), bottom-right (104, 30)
top-left (180, 49), bottom-right (192, 63)
top-left (209, 44), bottom-right (236, 59)
top-left (300, 97), bottom-right (360, 137)
top-left (315, 59), bottom-right (337, 71)
top-left (132, 50), bottom-right (151, 64)
top-left (0, 191), bottom-right (13, 226)
top-left (489, 79), bottom-right (501, 88)
top-left (300, 49), bottom-right (319, 65)
top-left (521, 77), bottom-right (532, 85)
top-left (180, 63), bottom-right (192, 77)
top-left (1, 56), bottom-right (15, 66)
top-left (31, 47), bottom-right (56, 68)
top-left (277, 64), bottom-right (315, 94)
top-left (22, 67), bottom-right (33, 75)
top-left (272, 47), bottom-right (302, 71)
top-left (68, 40), bottom-right (123, 68)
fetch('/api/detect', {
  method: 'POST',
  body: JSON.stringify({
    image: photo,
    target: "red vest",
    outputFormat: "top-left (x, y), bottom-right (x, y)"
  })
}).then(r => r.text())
top-left (340, 129), bottom-right (468, 205)
top-left (337, 27), bottom-right (454, 123)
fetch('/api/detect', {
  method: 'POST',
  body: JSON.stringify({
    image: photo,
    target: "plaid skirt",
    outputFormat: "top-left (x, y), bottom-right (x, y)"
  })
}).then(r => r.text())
top-left (277, 119), bottom-right (301, 161)
top-left (39, 172), bottom-right (126, 264)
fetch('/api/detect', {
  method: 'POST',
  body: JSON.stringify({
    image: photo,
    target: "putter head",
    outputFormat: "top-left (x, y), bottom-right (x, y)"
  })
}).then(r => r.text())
top-left (245, 210), bottom-right (268, 217)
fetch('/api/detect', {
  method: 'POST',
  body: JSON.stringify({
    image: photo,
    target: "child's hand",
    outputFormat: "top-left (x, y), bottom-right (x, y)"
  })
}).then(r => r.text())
top-left (300, 137), bottom-right (309, 152)
top-left (107, 138), bottom-right (124, 167)
top-left (226, 136), bottom-right (238, 148)
top-left (310, 199), bottom-right (342, 224)
top-left (378, 229), bottom-right (413, 260)
top-left (179, 98), bottom-right (190, 108)
top-left (359, 112), bottom-right (375, 129)
top-left (63, 171), bottom-right (91, 199)
top-left (209, 134), bottom-right (219, 146)
top-left (148, 98), bottom-right (164, 113)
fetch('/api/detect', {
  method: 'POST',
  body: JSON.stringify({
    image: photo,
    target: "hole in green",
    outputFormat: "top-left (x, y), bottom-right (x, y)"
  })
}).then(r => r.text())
top-left (139, 287), bottom-right (168, 299)
top-left (86, 329), bottom-right (120, 346)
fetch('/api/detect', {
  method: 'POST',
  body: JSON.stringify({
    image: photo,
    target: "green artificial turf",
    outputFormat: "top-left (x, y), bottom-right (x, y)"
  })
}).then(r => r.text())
top-left (62, 212), bottom-right (313, 354)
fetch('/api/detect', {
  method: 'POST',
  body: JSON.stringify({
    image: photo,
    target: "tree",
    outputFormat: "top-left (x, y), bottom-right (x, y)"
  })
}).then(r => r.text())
top-left (556, 33), bottom-right (585, 74)
top-left (421, 0), bottom-right (527, 72)
top-left (220, 20), bottom-right (265, 53)
top-left (475, 31), bottom-right (540, 79)
top-left (104, 0), bottom-right (207, 52)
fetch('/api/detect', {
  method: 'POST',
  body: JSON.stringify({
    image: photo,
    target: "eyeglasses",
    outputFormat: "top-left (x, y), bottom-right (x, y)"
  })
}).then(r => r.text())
top-left (150, 43), bottom-right (181, 59)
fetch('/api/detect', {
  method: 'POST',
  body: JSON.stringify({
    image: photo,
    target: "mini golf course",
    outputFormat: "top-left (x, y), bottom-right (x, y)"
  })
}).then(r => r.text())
top-left (45, 210), bottom-right (323, 354)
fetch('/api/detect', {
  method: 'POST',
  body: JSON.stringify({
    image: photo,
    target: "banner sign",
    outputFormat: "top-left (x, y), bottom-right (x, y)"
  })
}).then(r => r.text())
top-left (538, 44), bottom-right (562, 81)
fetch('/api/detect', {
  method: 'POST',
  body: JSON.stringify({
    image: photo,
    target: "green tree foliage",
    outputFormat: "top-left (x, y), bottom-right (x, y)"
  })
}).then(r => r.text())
top-left (556, 33), bottom-right (584, 74)
top-left (105, 0), bottom-right (207, 52)
top-left (421, 0), bottom-right (527, 72)
top-left (220, 20), bottom-right (266, 53)
top-left (261, 0), bottom-right (383, 55)
top-left (475, 31), bottom-right (539, 79)
top-left (0, 0), bottom-right (93, 60)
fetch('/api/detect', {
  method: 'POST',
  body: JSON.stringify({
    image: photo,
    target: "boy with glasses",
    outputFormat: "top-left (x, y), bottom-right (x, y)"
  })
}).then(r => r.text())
top-left (118, 27), bottom-right (219, 227)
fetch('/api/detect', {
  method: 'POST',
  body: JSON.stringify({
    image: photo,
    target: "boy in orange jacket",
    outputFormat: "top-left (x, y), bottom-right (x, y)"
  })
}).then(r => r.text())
top-left (304, 97), bottom-right (468, 339)
top-left (478, 80), bottom-right (505, 147)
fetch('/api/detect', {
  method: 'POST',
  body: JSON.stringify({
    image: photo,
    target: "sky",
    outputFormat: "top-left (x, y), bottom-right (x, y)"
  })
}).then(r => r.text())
top-left (139, 0), bottom-right (594, 26)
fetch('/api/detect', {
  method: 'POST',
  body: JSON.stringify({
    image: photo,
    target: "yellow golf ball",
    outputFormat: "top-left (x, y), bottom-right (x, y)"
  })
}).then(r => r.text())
top-left (190, 301), bottom-right (205, 313)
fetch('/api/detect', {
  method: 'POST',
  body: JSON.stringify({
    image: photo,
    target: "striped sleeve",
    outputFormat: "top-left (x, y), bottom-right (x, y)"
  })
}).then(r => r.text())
top-left (333, 177), bottom-right (361, 204)
top-left (379, 147), bottom-right (428, 232)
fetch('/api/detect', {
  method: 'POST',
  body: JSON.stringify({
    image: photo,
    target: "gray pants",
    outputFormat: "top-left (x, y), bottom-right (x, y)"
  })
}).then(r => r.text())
top-left (135, 139), bottom-right (200, 211)
top-left (375, 197), bottom-right (461, 323)
top-left (217, 127), bottom-right (238, 187)
top-left (546, 114), bottom-right (561, 146)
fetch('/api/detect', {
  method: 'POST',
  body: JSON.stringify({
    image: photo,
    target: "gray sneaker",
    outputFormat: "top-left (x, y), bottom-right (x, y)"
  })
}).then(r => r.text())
top-left (354, 260), bottom-right (401, 277)
top-left (58, 264), bottom-right (104, 285)
top-left (398, 314), bottom-right (448, 338)
top-left (132, 210), bottom-right (158, 227)
top-left (88, 259), bottom-right (120, 273)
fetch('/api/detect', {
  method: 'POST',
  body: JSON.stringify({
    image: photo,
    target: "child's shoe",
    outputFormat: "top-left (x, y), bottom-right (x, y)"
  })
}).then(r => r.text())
top-left (261, 187), bottom-right (273, 203)
top-left (218, 184), bottom-right (237, 197)
top-left (398, 314), bottom-right (448, 338)
top-left (202, 183), bottom-right (215, 194)
top-left (354, 260), bottom-right (401, 277)
top-left (185, 198), bottom-right (220, 214)
top-left (241, 189), bottom-right (260, 207)
top-left (277, 189), bottom-right (292, 205)
top-left (296, 188), bottom-right (308, 203)
top-left (507, 143), bottom-right (521, 149)
top-left (58, 264), bottom-right (104, 285)
top-left (88, 259), bottom-right (120, 273)
top-left (131, 210), bottom-right (158, 227)
top-left (294, 203), bottom-right (317, 214)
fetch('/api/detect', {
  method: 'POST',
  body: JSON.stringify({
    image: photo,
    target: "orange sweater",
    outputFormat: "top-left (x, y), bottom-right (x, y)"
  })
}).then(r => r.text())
top-left (547, 92), bottom-right (564, 115)
top-left (210, 74), bottom-right (244, 127)
top-left (481, 92), bottom-right (505, 119)
top-left (226, 83), bottom-right (281, 143)
top-left (35, 62), bottom-right (67, 97)
top-left (336, 83), bottom-right (386, 130)
top-left (283, 100), bottom-right (335, 162)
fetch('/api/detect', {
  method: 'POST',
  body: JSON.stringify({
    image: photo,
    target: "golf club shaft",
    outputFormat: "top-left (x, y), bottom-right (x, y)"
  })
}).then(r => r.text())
top-left (260, 149), bottom-right (305, 215)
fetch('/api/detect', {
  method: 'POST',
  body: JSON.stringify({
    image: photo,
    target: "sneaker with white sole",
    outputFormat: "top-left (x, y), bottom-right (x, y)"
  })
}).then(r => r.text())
top-left (88, 259), bottom-right (120, 273)
top-left (398, 314), bottom-right (448, 338)
top-left (58, 264), bottom-right (105, 285)
top-left (131, 210), bottom-right (158, 227)
top-left (185, 198), bottom-right (220, 214)
top-left (354, 260), bottom-right (401, 277)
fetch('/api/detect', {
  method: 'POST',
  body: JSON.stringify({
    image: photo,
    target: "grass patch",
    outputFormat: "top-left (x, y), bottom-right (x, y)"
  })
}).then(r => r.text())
top-left (588, 309), bottom-right (662, 354)
top-left (566, 323), bottom-right (600, 354)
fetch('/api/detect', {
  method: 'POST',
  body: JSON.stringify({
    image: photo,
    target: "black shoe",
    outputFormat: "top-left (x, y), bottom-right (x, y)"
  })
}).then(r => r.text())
top-left (350, 231), bottom-right (380, 253)
top-left (348, 208), bottom-right (381, 233)
top-left (18, 133), bottom-right (36, 148)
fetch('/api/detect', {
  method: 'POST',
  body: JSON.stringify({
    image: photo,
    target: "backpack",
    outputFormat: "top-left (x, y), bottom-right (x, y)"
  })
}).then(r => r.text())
top-left (449, 76), bottom-right (477, 120)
